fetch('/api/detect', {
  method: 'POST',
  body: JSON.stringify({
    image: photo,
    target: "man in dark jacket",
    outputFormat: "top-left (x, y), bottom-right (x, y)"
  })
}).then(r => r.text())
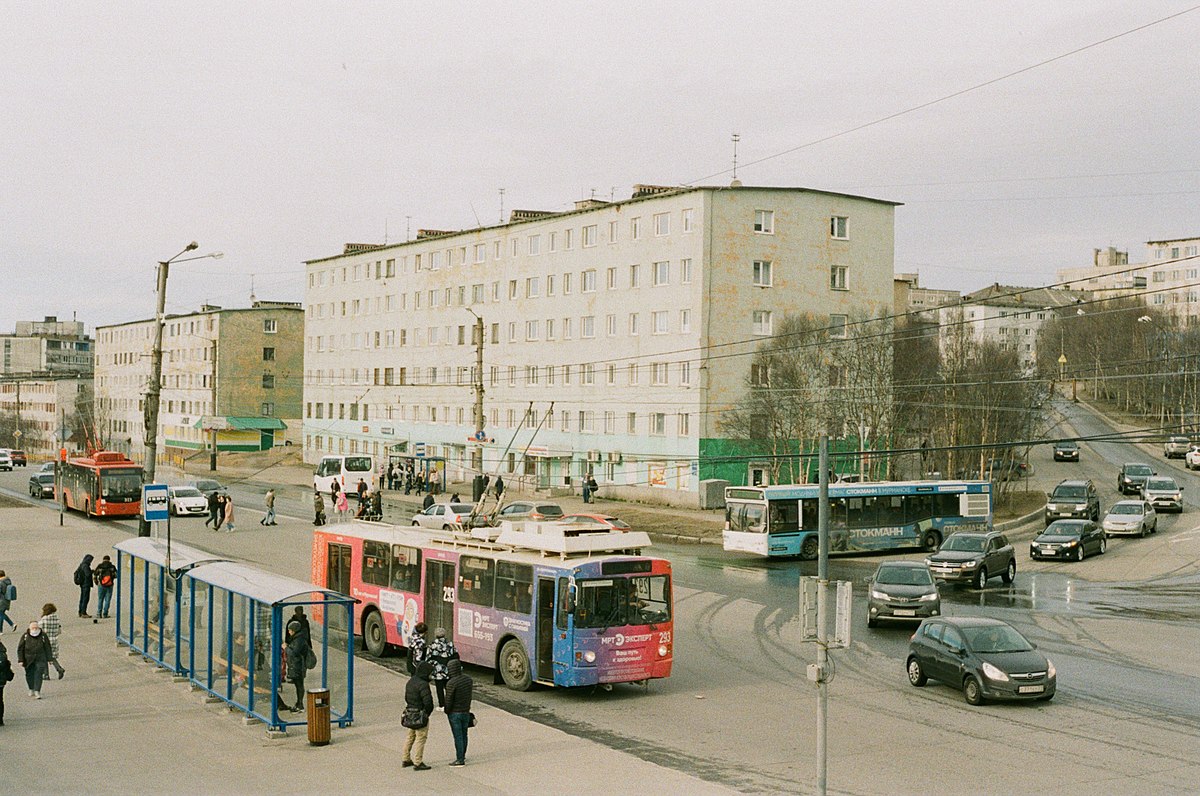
top-left (74, 555), bottom-right (94, 618)
top-left (205, 490), bottom-right (221, 529)
top-left (443, 659), bottom-right (473, 766)
top-left (422, 492), bottom-right (435, 511)
top-left (402, 661), bottom-right (435, 771)
top-left (93, 556), bottom-right (118, 619)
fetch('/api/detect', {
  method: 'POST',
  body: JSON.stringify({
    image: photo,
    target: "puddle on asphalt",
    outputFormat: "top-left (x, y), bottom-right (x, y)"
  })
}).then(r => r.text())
top-left (941, 570), bottom-right (1200, 621)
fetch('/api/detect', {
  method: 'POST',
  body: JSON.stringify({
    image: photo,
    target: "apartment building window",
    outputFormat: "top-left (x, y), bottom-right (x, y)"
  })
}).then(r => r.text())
top-left (830, 265), bottom-right (849, 291)
top-left (489, 366), bottom-right (498, 386)
top-left (680, 309), bottom-right (691, 333)
top-left (546, 364), bottom-right (555, 384)
top-left (829, 314), bottom-right (848, 338)
top-left (830, 216), bottom-right (849, 239)
top-left (509, 280), bottom-right (519, 299)
top-left (546, 318), bottom-right (556, 340)
top-left (652, 310), bottom-right (668, 334)
top-left (629, 313), bottom-right (640, 336)
top-left (262, 347), bottom-right (275, 361)
top-left (491, 281), bottom-right (500, 302)
top-left (604, 411), bottom-right (615, 434)
top-left (526, 277), bottom-right (540, 298)
top-left (681, 258), bottom-right (693, 284)
top-left (561, 409), bottom-right (571, 431)
top-left (384, 367), bottom-right (394, 386)
top-left (582, 363), bottom-right (595, 385)
top-left (677, 413), bottom-right (690, 436)
top-left (563, 365), bottom-right (572, 384)
top-left (606, 314), bottom-right (617, 336)
top-left (628, 363), bottom-right (639, 385)
top-left (607, 267), bottom-right (618, 289)
top-left (528, 234), bottom-right (541, 255)
top-left (609, 220), bottom-right (618, 243)
top-left (753, 260), bottom-right (772, 287)
top-left (261, 402), bottom-right (275, 417)
top-left (263, 319), bottom-right (277, 333)
top-left (583, 225), bottom-right (597, 247)
top-left (682, 208), bottom-right (693, 232)
top-left (508, 322), bottom-right (517, 342)
top-left (564, 228), bottom-right (573, 249)
top-left (473, 244), bottom-right (486, 263)
top-left (510, 239), bottom-right (519, 257)
top-left (680, 361), bottom-right (692, 385)
top-left (506, 409), bottom-right (515, 428)
top-left (526, 320), bottom-right (540, 341)
top-left (630, 264), bottom-right (641, 288)
top-left (580, 411), bottom-right (595, 432)
top-left (752, 310), bottom-right (773, 335)
top-left (606, 363), bottom-right (616, 384)
top-left (563, 273), bottom-right (572, 294)
top-left (494, 241), bottom-right (502, 260)
top-left (652, 363), bottom-right (668, 385)
top-left (581, 316), bottom-right (595, 338)
top-left (1153, 271), bottom-right (1165, 282)
top-left (563, 318), bottom-right (574, 339)
top-left (754, 210), bottom-right (774, 234)
top-left (490, 323), bottom-right (498, 344)
top-left (653, 260), bottom-right (669, 286)
top-left (508, 366), bottom-right (517, 386)
top-left (650, 413), bottom-right (666, 435)
top-left (472, 284), bottom-right (485, 303)
top-left (627, 412), bottom-right (637, 434)
top-left (431, 251), bottom-right (443, 270)
top-left (548, 231), bottom-right (557, 252)
top-left (582, 269), bottom-right (597, 292)
top-left (546, 274), bottom-right (556, 295)
top-left (262, 373), bottom-right (275, 388)
top-left (526, 365), bottom-right (539, 385)
top-left (653, 212), bottom-right (670, 236)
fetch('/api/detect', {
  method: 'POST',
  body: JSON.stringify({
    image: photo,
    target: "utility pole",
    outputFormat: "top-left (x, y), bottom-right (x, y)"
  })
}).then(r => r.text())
top-left (14, 379), bottom-right (21, 447)
top-left (59, 408), bottom-right (65, 526)
top-left (209, 338), bottom-right (218, 471)
top-left (816, 431), bottom-right (830, 796)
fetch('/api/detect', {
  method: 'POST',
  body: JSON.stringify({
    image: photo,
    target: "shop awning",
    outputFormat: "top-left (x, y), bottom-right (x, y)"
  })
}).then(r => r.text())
top-left (192, 416), bottom-right (287, 430)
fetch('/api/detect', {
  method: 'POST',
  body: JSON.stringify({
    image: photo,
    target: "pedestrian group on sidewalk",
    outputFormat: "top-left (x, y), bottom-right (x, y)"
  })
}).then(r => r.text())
top-left (401, 623), bottom-right (474, 769)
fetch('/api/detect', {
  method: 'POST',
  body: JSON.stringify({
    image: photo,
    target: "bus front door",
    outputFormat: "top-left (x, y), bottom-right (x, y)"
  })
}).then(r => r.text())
top-left (326, 543), bottom-right (351, 631)
top-left (536, 577), bottom-right (554, 681)
top-left (424, 560), bottom-right (456, 638)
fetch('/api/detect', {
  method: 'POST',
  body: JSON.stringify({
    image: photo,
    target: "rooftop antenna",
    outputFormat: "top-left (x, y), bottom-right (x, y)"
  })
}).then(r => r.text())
top-left (384, 218), bottom-right (389, 245)
top-left (590, 187), bottom-right (597, 199)
top-left (406, 215), bottom-right (412, 242)
top-left (610, 186), bottom-right (617, 201)
top-left (498, 188), bottom-right (505, 224)
top-left (249, 273), bottom-right (257, 305)
top-left (730, 133), bottom-right (742, 187)
top-left (470, 202), bottom-right (482, 228)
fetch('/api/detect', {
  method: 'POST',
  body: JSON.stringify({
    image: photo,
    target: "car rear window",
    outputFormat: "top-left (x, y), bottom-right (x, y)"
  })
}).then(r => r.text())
top-left (537, 504), bottom-right (564, 517)
top-left (448, 504), bottom-right (474, 513)
top-left (1145, 478), bottom-right (1176, 490)
top-left (1125, 465), bottom-right (1152, 475)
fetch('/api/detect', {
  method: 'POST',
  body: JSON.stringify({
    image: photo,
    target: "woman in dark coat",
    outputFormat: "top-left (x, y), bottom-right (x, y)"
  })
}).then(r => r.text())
top-left (17, 621), bottom-right (52, 699)
top-left (0, 638), bottom-right (12, 724)
top-left (283, 621), bottom-right (307, 712)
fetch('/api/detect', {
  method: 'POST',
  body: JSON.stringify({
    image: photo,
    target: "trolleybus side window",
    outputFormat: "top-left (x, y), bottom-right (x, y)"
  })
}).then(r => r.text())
top-left (390, 544), bottom-right (422, 592)
top-left (458, 555), bottom-right (495, 607)
top-left (556, 578), bottom-right (569, 630)
top-left (768, 500), bottom-right (798, 534)
top-left (494, 561), bottom-right (533, 613)
top-left (362, 540), bottom-right (390, 587)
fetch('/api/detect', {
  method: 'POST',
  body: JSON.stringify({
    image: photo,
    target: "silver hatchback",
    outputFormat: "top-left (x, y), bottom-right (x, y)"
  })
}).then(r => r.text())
top-left (1141, 477), bottom-right (1183, 513)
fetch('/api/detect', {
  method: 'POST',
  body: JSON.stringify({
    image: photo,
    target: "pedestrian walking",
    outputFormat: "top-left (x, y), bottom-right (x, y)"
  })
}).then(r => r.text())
top-left (335, 489), bottom-right (349, 522)
top-left (330, 481), bottom-right (340, 506)
top-left (93, 555), bottom-right (117, 619)
top-left (213, 494), bottom-right (227, 532)
top-left (17, 621), bottom-right (52, 699)
top-left (428, 627), bottom-right (457, 708)
top-left (494, 475), bottom-right (505, 502)
top-left (587, 474), bottom-right (599, 503)
top-left (38, 604), bottom-right (65, 680)
top-left (0, 638), bottom-right (12, 725)
top-left (407, 622), bottom-right (429, 675)
top-left (356, 478), bottom-right (368, 505)
top-left (582, 476), bottom-right (592, 504)
top-left (401, 661), bottom-right (434, 771)
top-left (313, 490), bottom-right (326, 526)
top-left (444, 659), bottom-right (473, 766)
top-left (262, 489), bottom-right (276, 526)
top-left (205, 490), bottom-right (221, 529)
top-left (282, 620), bottom-right (307, 712)
top-left (0, 570), bottom-right (15, 634)
top-left (222, 495), bottom-right (236, 532)
top-left (370, 490), bottom-right (383, 521)
top-left (386, 463), bottom-right (395, 491)
top-left (422, 492), bottom-right (435, 511)
top-left (73, 555), bottom-right (93, 618)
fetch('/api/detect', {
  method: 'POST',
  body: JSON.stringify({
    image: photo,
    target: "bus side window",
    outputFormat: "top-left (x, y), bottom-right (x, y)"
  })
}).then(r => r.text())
top-left (744, 504), bottom-right (765, 533)
top-left (768, 500), bottom-right (799, 534)
top-left (362, 540), bottom-right (390, 587)
top-left (800, 499), bottom-right (818, 531)
top-left (936, 494), bottom-right (962, 519)
top-left (830, 498), bottom-right (847, 529)
top-left (906, 495), bottom-right (932, 524)
top-left (494, 562), bottom-right (533, 613)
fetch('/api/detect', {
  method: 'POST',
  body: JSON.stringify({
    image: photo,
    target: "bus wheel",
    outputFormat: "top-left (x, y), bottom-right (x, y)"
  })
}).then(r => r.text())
top-left (800, 536), bottom-right (819, 560)
top-left (922, 530), bottom-right (941, 552)
top-left (363, 610), bottom-right (388, 657)
top-left (499, 638), bottom-right (533, 691)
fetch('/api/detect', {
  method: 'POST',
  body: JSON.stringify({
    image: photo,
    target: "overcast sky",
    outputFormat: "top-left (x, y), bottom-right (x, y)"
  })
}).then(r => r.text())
top-left (2, 2), bottom-right (1197, 332)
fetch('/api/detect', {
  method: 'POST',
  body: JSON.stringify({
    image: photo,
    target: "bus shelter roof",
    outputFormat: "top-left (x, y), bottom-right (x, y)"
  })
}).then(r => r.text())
top-left (113, 537), bottom-right (229, 573)
top-left (185, 561), bottom-right (354, 606)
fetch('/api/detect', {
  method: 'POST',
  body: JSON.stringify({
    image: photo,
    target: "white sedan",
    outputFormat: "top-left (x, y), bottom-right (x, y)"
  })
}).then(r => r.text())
top-left (411, 502), bottom-right (487, 530)
top-left (169, 486), bottom-right (210, 517)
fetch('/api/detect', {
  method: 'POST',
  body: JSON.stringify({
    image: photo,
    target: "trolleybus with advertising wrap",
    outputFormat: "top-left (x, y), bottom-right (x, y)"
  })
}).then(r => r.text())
top-left (58, 450), bottom-right (144, 518)
top-left (724, 480), bottom-right (992, 559)
top-left (313, 518), bottom-right (673, 690)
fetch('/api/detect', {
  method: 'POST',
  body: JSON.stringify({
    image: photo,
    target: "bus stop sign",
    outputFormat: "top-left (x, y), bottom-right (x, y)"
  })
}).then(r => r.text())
top-left (142, 483), bottom-right (170, 522)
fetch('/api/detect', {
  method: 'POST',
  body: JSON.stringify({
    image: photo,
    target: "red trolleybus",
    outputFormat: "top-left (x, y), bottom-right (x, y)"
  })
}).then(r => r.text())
top-left (58, 451), bottom-right (144, 518)
top-left (313, 519), bottom-right (673, 690)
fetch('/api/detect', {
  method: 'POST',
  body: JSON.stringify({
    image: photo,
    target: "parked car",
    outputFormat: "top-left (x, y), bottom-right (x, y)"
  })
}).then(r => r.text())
top-left (1141, 476), bottom-right (1183, 513)
top-left (906, 617), bottom-right (1056, 705)
top-left (9, 449), bottom-right (26, 467)
top-left (925, 531), bottom-right (1016, 589)
top-left (1117, 463), bottom-right (1155, 495)
top-left (1102, 500), bottom-right (1157, 537)
top-left (168, 486), bottom-right (210, 516)
top-left (38, 461), bottom-right (56, 474)
top-left (1186, 445), bottom-right (1200, 470)
top-left (0, 451), bottom-right (11, 471)
top-left (1030, 520), bottom-right (1106, 561)
top-left (1164, 436), bottom-right (1192, 459)
top-left (190, 479), bottom-right (225, 498)
top-left (494, 501), bottom-right (565, 523)
top-left (1044, 479), bottom-right (1101, 525)
top-left (866, 561), bottom-right (940, 627)
top-left (560, 513), bottom-right (632, 531)
top-left (411, 502), bottom-right (489, 530)
top-left (29, 472), bottom-right (55, 499)
top-left (1052, 441), bottom-right (1080, 462)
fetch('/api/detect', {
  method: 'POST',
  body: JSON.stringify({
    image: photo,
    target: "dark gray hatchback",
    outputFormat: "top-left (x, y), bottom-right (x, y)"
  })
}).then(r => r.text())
top-left (906, 616), bottom-right (1056, 705)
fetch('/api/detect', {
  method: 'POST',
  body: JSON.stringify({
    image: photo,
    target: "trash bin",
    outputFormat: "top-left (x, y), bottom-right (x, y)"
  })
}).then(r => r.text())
top-left (306, 687), bottom-right (331, 746)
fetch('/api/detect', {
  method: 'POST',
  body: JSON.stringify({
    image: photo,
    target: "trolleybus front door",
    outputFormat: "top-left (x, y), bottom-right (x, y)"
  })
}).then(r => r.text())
top-left (536, 577), bottom-right (554, 681)
top-left (425, 560), bottom-right (456, 639)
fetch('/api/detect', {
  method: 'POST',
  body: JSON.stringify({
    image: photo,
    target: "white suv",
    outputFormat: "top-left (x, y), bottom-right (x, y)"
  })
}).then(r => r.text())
top-left (0, 451), bottom-right (12, 471)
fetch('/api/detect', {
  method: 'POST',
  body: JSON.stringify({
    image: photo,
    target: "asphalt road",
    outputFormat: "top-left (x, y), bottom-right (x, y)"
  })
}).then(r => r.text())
top-left (4, 403), bottom-right (1200, 794)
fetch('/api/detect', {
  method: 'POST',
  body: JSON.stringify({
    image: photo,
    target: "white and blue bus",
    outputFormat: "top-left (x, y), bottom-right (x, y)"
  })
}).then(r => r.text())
top-left (723, 480), bottom-right (993, 559)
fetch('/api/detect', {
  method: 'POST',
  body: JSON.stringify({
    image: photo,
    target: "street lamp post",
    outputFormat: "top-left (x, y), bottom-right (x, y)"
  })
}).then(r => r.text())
top-left (139, 242), bottom-right (223, 536)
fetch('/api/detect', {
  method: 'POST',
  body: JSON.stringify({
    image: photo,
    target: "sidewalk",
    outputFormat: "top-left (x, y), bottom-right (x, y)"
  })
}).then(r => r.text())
top-left (0, 505), bottom-right (732, 795)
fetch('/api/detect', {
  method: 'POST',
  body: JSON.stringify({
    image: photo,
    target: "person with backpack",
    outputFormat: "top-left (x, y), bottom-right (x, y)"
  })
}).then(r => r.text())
top-left (17, 621), bottom-right (52, 699)
top-left (0, 638), bottom-right (13, 724)
top-left (282, 620), bottom-right (307, 712)
top-left (0, 570), bottom-right (15, 634)
top-left (73, 555), bottom-right (94, 618)
top-left (93, 556), bottom-right (117, 619)
top-left (313, 490), bottom-right (326, 526)
top-left (401, 661), bottom-right (434, 771)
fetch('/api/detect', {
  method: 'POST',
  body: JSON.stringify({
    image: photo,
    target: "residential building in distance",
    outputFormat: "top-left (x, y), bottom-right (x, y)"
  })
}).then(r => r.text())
top-left (94, 302), bottom-right (303, 461)
top-left (1143, 237), bottom-right (1200, 323)
top-left (936, 283), bottom-right (1090, 373)
top-left (303, 183), bottom-right (899, 504)
top-left (1057, 246), bottom-right (1149, 300)
top-left (0, 377), bottom-right (91, 459)
top-left (0, 315), bottom-right (93, 376)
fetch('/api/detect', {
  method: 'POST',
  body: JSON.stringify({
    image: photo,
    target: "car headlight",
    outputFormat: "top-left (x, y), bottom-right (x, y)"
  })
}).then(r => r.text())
top-left (1045, 504), bottom-right (1057, 511)
top-left (870, 589), bottom-right (888, 600)
top-left (583, 650), bottom-right (597, 663)
top-left (1075, 504), bottom-right (1087, 511)
top-left (1046, 658), bottom-right (1056, 678)
top-left (918, 592), bottom-right (938, 602)
top-left (658, 644), bottom-right (669, 657)
top-left (962, 560), bottom-right (979, 568)
top-left (981, 661), bottom-right (1009, 682)
top-left (1065, 540), bottom-right (1078, 546)
top-left (923, 558), bottom-right (933, 567)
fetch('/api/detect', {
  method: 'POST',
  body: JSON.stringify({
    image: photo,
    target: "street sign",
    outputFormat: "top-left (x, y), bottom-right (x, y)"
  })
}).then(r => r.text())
top-left (474, 430), bottom-right (487, 442)
top-left (142, 483), bottom-right (170, 522)
top-left (13, 429), bottom-right (21, 439)
top-left (414, 442), bottom-right (426, 458)
top-left (200, 415), bottom-right (229, 431)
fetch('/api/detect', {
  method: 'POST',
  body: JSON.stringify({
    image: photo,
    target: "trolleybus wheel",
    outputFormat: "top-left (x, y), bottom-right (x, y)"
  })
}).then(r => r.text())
top-left (800, 535), bottom-right (819, 560)
top-left (499, 638), bottom-right (533, 691)
top-left (363, 610), bottom-right (387, 658)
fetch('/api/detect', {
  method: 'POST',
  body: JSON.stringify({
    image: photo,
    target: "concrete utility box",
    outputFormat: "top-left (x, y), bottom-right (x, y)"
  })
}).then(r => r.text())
top-left (699, 479), bottom-right (729, 510)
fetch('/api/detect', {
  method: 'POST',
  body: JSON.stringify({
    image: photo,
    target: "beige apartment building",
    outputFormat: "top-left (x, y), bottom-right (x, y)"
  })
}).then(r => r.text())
top-left (1, 316), bottom-right (93, 376)
top-left (0, 377), bottom-right (90, 458)
top-left (1058, 239), bottom-right (1200, 324)
top-left (94, 303), bottom-right (304, 461)
top-left (303, 183), bottom-right (899, 503)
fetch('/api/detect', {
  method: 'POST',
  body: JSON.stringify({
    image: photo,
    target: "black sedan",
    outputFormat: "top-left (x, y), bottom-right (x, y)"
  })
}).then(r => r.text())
top-left (906, 617), bottom-right (1056, 705)
top-left (1053, 441), bottom-right (1080, 462)
top-left (1030, 519), bottom-right (1106, 561)
top-left (29, 472), bottom-right (55, 499)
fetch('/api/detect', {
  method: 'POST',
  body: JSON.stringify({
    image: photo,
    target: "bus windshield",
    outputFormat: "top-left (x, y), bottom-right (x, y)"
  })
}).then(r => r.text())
top-left (575, 575), bottom-right (671, 628)
top-left (100, 469), bottom-right (143, 499)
